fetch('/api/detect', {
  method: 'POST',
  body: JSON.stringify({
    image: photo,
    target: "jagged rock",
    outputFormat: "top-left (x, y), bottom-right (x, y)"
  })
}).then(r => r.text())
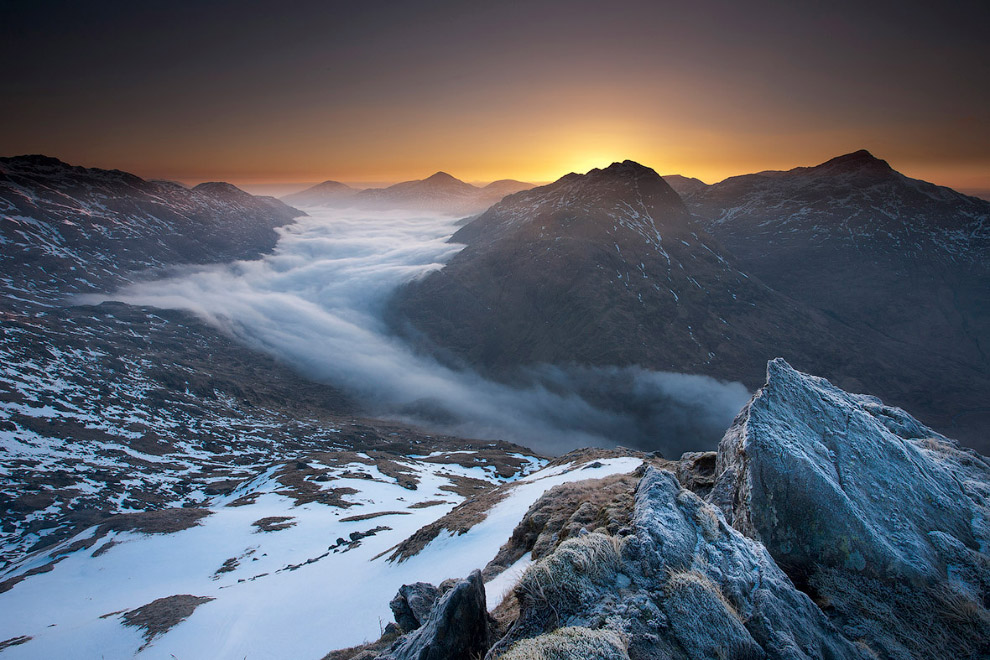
top-left (489, 467), bottom-right (865, 660)
top-left (674, 451), bottom-right (716, 496)
top-left (378, 570), bottom-right (490, 660)
top-left (389, 582), bottom-right (441, 632)
top-left (710, 358), bottom-right (990, 658)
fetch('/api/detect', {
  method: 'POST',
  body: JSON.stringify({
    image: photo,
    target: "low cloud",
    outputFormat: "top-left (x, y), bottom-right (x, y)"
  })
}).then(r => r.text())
top-left (106, 207), bottom-right (750, 456)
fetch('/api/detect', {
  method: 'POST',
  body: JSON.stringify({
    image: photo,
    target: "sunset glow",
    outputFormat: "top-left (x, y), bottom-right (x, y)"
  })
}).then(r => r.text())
top-left (2, 1), bottom-right (987, 191)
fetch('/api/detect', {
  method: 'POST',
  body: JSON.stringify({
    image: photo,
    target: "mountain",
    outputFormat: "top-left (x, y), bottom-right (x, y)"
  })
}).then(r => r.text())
top-left (390, 160), bottom-right (882, 397)
top-left (281, 180), bottom-right (357, 207)
top-left (354, 172), bottom-right (488, 214)
top-left (0, 155), bottom-right (304, 306)
top-left (479, 179), bottom-right (535, 203)
top-left (389, 157), bottom-right (990, 449)
top-left (682, 150), bottom-right (990, 445)
top-left (661, 173), bottom-right (708, 197)
top-left (0, 156), bottom-right (542, 610)
top-left (281, 172), bottom-right (535, 214)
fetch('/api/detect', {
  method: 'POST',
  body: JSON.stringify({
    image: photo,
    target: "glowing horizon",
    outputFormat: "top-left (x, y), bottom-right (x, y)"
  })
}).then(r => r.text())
top-left (2, 1), bottom-right (987, 193)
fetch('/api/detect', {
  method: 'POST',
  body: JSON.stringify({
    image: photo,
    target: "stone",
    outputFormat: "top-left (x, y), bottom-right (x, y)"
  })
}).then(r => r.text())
top-left (378, 570), bottom-right (490, 660)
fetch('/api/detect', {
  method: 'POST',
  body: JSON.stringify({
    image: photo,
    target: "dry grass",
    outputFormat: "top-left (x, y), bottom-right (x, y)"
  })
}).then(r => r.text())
top-left (0, 636), bottom-right (32, 652)
top-left (496, 626), bottom-right (629, 660)
top-left (484, 473), bottom-right (639, 582)
top-left (389, 483), bottom-right (511, 562)
top-left (252, 515), bottom-right (297, 532)
top-left (121, 594), bottom-right (214, 648)
top-left (516, 533), bottom-right (626, 626)
top-left (339, 511), bottom-right (411, 523)
top-left (407, 500), bottom-right (451, 509)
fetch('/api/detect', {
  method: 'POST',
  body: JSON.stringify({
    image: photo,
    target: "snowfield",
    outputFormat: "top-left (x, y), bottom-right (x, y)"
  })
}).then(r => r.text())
top-left (0, 452), bottom-right (646, 659)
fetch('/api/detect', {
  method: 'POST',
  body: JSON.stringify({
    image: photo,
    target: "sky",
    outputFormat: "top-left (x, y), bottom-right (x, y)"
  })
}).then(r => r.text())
top-left (2, 0), bottom-right (988, 190)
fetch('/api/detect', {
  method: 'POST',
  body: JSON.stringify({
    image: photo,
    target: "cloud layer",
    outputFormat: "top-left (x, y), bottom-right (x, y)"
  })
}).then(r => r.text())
top-left (107, 207), bottom-right (750, 456)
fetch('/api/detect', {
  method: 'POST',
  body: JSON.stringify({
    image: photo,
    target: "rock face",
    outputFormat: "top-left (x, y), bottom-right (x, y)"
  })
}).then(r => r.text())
top-left (0, 155), bottom-right (303, 305)
top-left (389, 582), bottom-right (441, 632)
top-left (710, 358), bottom-right (990, 658)
top-left (378, 570), bottom-right (491, 660)
top-left (489, 467), bottom-right (864, 659)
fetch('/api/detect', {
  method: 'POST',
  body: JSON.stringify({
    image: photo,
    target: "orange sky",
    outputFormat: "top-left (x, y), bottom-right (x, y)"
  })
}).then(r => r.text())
top-left (2, 1), bottom-right (987, 193)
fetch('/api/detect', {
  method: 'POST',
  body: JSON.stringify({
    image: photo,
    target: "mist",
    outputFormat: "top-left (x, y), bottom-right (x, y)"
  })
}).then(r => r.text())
top-left (105, 207), bottom-right (751, 457)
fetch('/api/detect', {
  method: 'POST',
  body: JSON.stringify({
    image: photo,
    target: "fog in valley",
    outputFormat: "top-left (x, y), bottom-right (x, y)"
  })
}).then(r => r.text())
top-left (107, 208), bottom-right (750, 457)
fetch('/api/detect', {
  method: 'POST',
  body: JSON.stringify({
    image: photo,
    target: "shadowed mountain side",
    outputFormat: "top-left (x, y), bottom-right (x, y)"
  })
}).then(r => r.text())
top-left (388, 160), bottom-right (989, 452)
top-left (0, 155), bottom-right (304, 306)
top-left (682, 150), bottom-right (990, 447)
top-left (391, 163), bottom-right (881, 391)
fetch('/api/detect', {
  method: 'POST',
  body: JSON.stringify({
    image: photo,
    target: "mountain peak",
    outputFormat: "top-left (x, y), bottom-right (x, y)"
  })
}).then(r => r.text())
top-left (193, 181), bottom-right (254, 201)
top-left (815, 149), bottom-right (893, 175)
top-left (594, 160), bottom-right (662, 180)
top-left (423, 171), bottom-right (462, 184)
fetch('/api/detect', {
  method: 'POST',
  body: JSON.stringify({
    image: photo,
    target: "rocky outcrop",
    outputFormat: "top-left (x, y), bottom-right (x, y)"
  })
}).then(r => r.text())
top-left (674, 450), bottom-right (716, 496)
top-left (378, 570), bottom-right (491, 660)
top-left (337, 360), bottom-right (990, 660)
top-left (389, 582), bottom-right (441, 632)
top-left (710, 358), bottom-right (990, 658)
top-left (489, 467), bottom-right (864, 660)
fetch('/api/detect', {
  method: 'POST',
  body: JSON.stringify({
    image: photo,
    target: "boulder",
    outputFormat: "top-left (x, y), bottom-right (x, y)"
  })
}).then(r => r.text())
top-left (389, 582), bottom-right (441, 632)
top-left (378, 570), bottom-right (490, 660)
top-left (710, 358), bottom-right (990, 658)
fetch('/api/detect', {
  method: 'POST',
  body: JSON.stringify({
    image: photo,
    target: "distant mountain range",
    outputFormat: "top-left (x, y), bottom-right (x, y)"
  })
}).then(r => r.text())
top-left (390, 152), bottom-right (990, 449)
top-left (282, 172), bottom-right (534, 214)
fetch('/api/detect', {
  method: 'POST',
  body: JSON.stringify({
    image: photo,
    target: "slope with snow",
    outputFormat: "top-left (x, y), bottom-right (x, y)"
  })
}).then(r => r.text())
top-left (0, 452), bottom-right (659, 659)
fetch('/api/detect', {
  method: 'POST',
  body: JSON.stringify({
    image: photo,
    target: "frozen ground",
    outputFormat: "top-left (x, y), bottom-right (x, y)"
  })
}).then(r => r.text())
top-left (0, 453), bottom-right (647, 659)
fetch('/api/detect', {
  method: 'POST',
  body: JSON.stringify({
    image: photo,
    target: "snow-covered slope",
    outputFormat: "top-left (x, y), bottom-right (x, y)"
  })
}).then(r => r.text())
top-left (0, 451), bottom-right (661, 659)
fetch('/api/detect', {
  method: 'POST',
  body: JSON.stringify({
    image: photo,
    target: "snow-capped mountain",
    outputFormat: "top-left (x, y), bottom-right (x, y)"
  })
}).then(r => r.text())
top-left (0, 155), bottom-right (303, 306)
top-left (283, 172), bottom-right (534, 214)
